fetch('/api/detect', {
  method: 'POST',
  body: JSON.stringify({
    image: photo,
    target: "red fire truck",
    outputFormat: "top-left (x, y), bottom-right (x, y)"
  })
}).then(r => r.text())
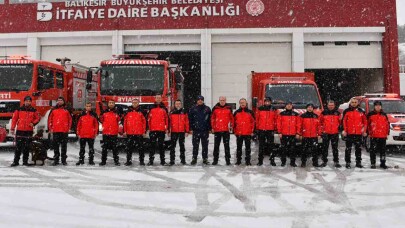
top-left (0, 56), bottom-right (96, 146)
top-left (96, 54), bottom-right (183, 114)
top-left (247, 71), bottom-right (323, 144)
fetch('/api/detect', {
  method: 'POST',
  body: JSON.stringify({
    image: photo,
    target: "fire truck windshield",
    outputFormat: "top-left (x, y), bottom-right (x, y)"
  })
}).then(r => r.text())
top-left (100, 65), bottom-right (164, 96)
top-left (368, 100), bottom-right (405, 114)
top-left (266, 84), bottom-right (321, 109)
top-left (0, 64), bottom-right (33, 91)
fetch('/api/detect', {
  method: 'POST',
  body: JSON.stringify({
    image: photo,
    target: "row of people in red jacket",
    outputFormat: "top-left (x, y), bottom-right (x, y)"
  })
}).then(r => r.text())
top-left (10, 95), bottom-right (389, 169)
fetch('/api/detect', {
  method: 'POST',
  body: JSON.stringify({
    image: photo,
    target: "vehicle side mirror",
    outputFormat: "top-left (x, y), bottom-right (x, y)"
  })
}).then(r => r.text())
top-left (252, 97), bottom-right (258, 108)
top-left (86, 70), bottom-right (93, 84)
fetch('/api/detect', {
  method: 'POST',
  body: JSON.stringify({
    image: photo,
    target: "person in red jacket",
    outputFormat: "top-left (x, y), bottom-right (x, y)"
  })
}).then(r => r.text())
top-left (48, 97), bottom-right (72, 166)
top-left (10, 96), bottom-right (40, 166)
top-left (342, 98), bottom-right (368, 169)
top-left (169, 100), bottom-right (189, 165)
top-left (147, 94), bottom-right (169, 166)
top-left (211, 96), bottom-right (233, 166)
top-left (367, 101), bottom-right (390, 169)
top-left (99, 100), bottom-right (122, 166)
top-left (123, 98), bottom-right (147, 166)
top-left (298, 103), bottom-right (322, 168)
top-left (233, 98), bottom-right (255, 166)
top-left (76, 102), bottom-right (98, 166)
top-left (277, 101), bottom-right (300, 167)
top-left (256, 97), bottom-right (278, 166)
top-left (319, 100), bottom-right (342, 168)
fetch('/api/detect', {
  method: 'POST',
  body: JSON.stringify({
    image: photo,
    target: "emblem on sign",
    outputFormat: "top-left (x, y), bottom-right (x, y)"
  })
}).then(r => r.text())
top-left (246, 0), bottom-right (265, 16)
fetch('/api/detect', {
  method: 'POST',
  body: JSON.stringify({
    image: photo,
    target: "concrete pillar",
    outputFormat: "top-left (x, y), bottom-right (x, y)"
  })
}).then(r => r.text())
top-left (292, 31), bottom-right (305, 72)
top-left (27, 36), bottom-right (40, 59)
top-left (200, 29), bottom-right (212, 107)
top-left (112, 30), bottom-right (124, 55)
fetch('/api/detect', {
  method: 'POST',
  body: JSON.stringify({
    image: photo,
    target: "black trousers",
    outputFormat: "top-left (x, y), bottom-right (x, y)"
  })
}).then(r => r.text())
top-left (170, 132), bottom-right (186, 162)
top-left (280, 135), bottom-right (296, 164)
top-left (302, 137), bottom-right (318, 164)
top-left (236, 135), bottom-right (251, 162)
top-left (14, 131), bottom-right (33, 164)
top-left (370, 138), bottom-right (386, 164)
top-left (79, 138), bottom-right (95, 162)
top-left (192, 131), bottom-right (209, 160)
top-left (345, 134), bottom-right (362, 164)
top-left (258, 130), bottom-right (275, 162)
top-left (101, 135), bottom-right (119, 163)
top-left (53, 132), bottom-right (68, 163)
top-left (127, 135), bottom-right (144, 162)
top-left (213, 132), bottom-right (231, 162)
top-left (149, 131), bottom-right (165, 163)
top-left (322, 134), bottom-right (339, 163)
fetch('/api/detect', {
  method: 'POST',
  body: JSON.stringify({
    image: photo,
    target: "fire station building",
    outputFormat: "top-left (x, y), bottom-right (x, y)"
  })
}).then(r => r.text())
top-left (0, 0), bottom-right (400, 108)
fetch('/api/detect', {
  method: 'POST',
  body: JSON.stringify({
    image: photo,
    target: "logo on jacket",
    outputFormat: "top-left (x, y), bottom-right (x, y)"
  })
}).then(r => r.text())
top-left (246, 0), bottom-right (264, 16)
top-left (37, 2), bottom-right (53, 22)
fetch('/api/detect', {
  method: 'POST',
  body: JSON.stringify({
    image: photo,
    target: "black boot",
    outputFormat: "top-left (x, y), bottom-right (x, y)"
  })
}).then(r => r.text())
top-left (355, 162), bottom-right (364, 168)
top-left (203, 159), bottom-right (210, 165)
top-left (89, 159), bottom-right (95, 165)
top-left (115, 161), bottom-right (121, 166)
top-left (235, 160), bottom-right (241, 165)
top-left (380, 160), bottom-right (388, 169)
top-left (169, 161), bottom-right (175, 166)
top-left (124, 161), bottom-right (132, 166)
top-left (225, 158), bottom-right (231, 166)
top-left (140, 160), bottom-right (145, 166)
top-left (371, 164), bottom-right (377, 169)
top-left (334, 162), bottom-right (342, 168)
top-left (99, 161), bottom-right (106, 166)
top-left (212, 158), bottom-right (218, 166)
top-left (246, 161), bottom-right (251, 166)
top-left (181, 159), bottom-right (187, 165)
top-left (300, 162), bottom-right (306, 168)
top-left (147, 160), bottom-right (154, 166)
top-left (320, 162), bottom-right (327, 167)
top-left (76, 160), bottom-right (84, 166)
top-left (346, 163), bottom-right (351, 169)
top-left (10, 162), bottom-right (19, 167)
top-left (270, 160), bottom-right (276, 167)
top-left (257, 160), bottom-right (263, 166)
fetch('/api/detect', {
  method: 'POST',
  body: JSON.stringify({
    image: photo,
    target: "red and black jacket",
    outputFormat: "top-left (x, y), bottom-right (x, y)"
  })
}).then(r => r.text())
top-left (211, 103), bottom-right (233, 132)
top-left (343, 107), bottom-right (367, 135)
top-left (367, 111), bottom-right (390, 138)
top-left (298, 111), bottom-right (321, 138)
top-left (77, 111), bottom-right (99, 139)
top-left (256, 105), bottom-right (278, 131)
top-left (169, 108), bottom-right (190, 133)
top-left (48, 105), bottom-right (72, 133)
top-left (277, 109), bottom-right (300, 136)
top-left (320, 109), bottom-right (341, 135)
top-left (148, 103), bottom-right (169, 132)
top-left (233, 107), bottom-right (255, 136)
top-left (100, 107), bottom-right (121, 136)
top-left (11, 105), bottom-right (40, 132)
top-left (123, 106), bottom-right (146, 136)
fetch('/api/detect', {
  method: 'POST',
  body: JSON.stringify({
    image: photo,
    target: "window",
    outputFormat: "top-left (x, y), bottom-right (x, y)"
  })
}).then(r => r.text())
top-left (37, 67), bottom-right (54, 90)
top-left (358, 41), bottom-right (371, 46)
top-left (359, 101), bottom-right (366, 111)
top-left (56, 72), bottom-right (64, 89)
top-left (335, 41), bottom-right (348, 46)
top-left (312, 42), bottom-right (324, 46)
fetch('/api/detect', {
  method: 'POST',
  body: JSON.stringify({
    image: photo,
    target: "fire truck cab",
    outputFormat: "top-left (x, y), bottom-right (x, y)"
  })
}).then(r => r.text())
top-left (0, 56), bottom-right (96, 146)
top-left (247, 72), bottom-right (323, 144)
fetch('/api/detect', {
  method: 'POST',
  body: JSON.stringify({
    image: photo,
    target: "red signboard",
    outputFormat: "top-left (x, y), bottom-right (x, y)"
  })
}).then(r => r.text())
top-left (0, 0), bottom-right (399, 33)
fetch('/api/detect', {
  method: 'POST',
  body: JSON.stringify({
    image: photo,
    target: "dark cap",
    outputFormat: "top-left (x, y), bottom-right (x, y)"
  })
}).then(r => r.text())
top-left (264, 97), bottom-right (272, 102)
top-left (374, 100), bottom-right (382, 106)
top-left (286, 101), bottom-right (293, 105)
top-left (197, 95), bottom-right (204, 101)
top-left (306, 103), bottom-right (314, 108)
top-left (24, 96), bottom-right (32, 101)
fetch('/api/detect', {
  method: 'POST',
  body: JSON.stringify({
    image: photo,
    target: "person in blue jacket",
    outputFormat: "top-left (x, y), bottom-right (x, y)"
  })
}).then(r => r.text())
top-left (188, 95), bottom-right (212, 165)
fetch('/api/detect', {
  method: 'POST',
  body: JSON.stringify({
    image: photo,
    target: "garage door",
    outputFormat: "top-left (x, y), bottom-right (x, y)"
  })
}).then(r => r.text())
top-left (41, 45), bottom-right (112, 67)
top-left (212, 43), bottom-right (292, 105)
top-left (0, 46), bottom-right (27, 57)
top-left (305, 42), bottom-right (382, 69)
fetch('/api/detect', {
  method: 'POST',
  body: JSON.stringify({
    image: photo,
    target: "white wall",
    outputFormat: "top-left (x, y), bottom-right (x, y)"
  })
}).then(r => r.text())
top-left (41, 45), bottom-right (112, 67)
top-left (305, 42), bottom-right (382, 69)
top-left (211, 43), bottom-right (292, 105)
top-left (0, 46), bottom-right (27, 57)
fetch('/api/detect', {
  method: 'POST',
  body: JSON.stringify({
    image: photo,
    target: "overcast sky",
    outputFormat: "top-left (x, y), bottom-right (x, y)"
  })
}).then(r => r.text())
top-left (398, 0), bottom-right (405, 25)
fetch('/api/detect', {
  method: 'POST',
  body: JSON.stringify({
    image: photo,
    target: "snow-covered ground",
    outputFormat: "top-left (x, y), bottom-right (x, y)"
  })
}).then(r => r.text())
top-left (1, 135), bottom-right (405, 227)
